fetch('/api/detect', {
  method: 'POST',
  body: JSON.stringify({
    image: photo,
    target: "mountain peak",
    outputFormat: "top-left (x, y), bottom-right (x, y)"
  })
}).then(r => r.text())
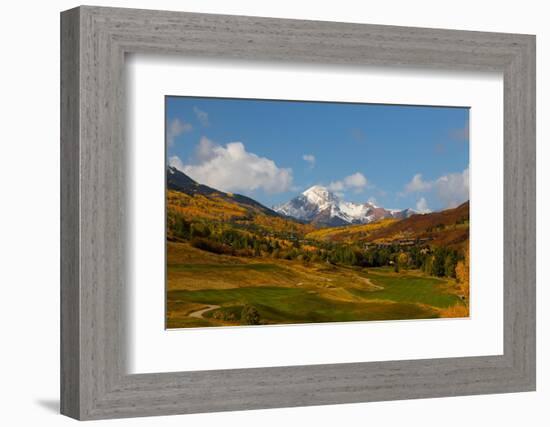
top-left (274, 186), bottom-right (416, 227)
top-left (303, 184), bottom-right (328, 194)
top-left (302, 185), bottom-right (339, 206)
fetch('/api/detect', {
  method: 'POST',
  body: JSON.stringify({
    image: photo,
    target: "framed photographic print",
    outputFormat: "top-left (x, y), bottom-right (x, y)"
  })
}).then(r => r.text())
top-left (61, 6), bottom-right (536, 420)
top-left (164, 96), bottom-right (471, 329)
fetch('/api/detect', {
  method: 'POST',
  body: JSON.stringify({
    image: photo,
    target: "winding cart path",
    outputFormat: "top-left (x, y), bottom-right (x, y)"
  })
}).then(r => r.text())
top-left (188, 304), bottom-right (220, 319)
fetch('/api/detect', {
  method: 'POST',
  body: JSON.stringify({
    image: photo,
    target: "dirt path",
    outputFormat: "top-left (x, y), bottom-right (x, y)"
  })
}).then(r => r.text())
top-left (188, 304), bottom-right (220, 319)
top-left (362, 276), bottom-right (384, 290)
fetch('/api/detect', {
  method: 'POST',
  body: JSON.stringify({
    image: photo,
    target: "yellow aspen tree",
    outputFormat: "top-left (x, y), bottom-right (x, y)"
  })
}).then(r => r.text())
top-left (455, 245), bottom-right (470, 299)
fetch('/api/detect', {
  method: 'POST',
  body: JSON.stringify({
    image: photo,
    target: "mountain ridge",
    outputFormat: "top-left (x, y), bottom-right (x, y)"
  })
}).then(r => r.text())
top-left (274, 185), bottom-right (416, 227)
top-left (167, 166), bottom-right (279, 217)
top-left (362, 200), bottom-right (470, 248)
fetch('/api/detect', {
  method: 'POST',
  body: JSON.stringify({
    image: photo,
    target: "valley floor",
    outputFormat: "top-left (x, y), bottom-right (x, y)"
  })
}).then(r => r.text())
top-left (166, 242), bottom-right (468, 329)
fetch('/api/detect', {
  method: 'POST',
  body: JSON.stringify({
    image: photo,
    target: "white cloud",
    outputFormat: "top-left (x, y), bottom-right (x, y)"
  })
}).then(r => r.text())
top-left (345, 172), bottom-right (368, 188)
top-left (195, 137), bottom-right (216, 162)
top-left (434, 168), bottom-right (469, 208)
top-left (405, 173), bottom-right (432, 193)
top-left (328, 172), bottom-right (368, 193)
top-left (302, 154), bottom-right (316, 168)
top-left (168, 155), bottom-right (185, 171)
top-left (416, 197), bottom-right (431, 213)
top-left (167, 118), bottom-right (192, 146)
top-left (327, 180), bottom-right (344, 192)
top-left (404, 168), bottom-right (469, 208)
top-left (193, 107), bottom-right (209, 126)
top-left (182, 140), bottom-right (292, 194)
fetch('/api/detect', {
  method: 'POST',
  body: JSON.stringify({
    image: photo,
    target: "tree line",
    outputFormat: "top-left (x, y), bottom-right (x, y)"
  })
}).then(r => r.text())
top-left (169, 213), bottom-right (463, 279)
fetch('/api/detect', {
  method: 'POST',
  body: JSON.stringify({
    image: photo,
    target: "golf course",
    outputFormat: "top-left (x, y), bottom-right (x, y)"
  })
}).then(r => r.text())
top-left (166, 242), bottom-right (466, 329)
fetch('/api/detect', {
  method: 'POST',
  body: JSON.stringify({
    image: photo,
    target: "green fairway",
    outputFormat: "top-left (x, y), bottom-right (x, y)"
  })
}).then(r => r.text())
top-left (352, 270), bottom-right (461, 308)
top-left (167, 285), bottom-right (439, 328)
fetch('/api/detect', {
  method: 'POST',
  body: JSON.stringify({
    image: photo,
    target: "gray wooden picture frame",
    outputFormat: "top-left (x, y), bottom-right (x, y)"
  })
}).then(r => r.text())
top-left (60, 5), bottom-right (536, 420)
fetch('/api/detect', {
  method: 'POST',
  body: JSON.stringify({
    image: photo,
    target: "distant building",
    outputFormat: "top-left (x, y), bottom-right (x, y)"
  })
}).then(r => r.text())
top-left (364, 236), bottom-right (433, 251)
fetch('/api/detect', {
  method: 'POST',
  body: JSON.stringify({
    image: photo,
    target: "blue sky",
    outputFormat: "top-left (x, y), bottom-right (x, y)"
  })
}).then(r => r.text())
top-left (166, 96), bottom-right (469, 212)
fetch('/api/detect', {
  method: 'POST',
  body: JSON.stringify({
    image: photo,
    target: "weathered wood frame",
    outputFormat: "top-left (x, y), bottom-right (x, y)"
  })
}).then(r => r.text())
top-left (60, 6), bottom-right (536, 420)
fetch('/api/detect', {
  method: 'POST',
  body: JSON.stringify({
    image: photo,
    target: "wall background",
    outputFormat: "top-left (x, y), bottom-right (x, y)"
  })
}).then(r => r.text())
top-left (0, 0), bottom-right (546, 425)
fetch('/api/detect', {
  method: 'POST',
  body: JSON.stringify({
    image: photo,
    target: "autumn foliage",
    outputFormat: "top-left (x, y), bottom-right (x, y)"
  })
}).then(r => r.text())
top-left (455, 245), bottom-right (470, 299)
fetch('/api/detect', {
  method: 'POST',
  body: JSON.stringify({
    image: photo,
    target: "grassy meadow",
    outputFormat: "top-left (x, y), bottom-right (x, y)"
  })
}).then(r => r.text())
top-left (166, 242), bottom-right (467, 329)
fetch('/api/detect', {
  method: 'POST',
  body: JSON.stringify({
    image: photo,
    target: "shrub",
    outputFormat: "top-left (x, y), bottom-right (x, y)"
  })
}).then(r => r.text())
top-left (241, 305), bottom-right (261, 325)
top-left (190, 222), bottom-right (211, 238)
top-left (190, 237), bottom-right (233, 255)
top-left (439, 303), bottom-right (469, 318)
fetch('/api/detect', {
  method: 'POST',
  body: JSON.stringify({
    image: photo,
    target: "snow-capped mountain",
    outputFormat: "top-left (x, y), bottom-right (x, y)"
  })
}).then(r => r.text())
top-left (274, 185), bottom-right (416, 227)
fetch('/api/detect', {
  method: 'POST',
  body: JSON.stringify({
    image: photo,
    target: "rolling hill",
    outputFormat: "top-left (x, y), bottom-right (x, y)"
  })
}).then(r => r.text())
top-left (168, 166), bottom-right (278, 217)
top-left (167, 167), bottom-right (315, 240)
top-left (359, 202), bottom-right (469, 248)
top-left (305, 202), bottom-right (469, 248)
top-left (305, 218), bottom-right (400, 243)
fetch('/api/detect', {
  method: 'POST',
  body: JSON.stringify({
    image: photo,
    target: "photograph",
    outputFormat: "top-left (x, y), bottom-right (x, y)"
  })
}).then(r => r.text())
top-left (165, 97), bottom-right (470, 329)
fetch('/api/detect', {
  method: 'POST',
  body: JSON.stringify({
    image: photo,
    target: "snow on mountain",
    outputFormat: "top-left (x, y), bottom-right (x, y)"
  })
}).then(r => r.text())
top-left (274, 185), bottom-right (416, 226)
